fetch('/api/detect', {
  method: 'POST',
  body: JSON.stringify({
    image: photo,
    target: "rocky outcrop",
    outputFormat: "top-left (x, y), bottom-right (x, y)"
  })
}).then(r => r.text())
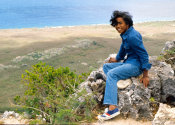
top-left (152, 103), bottom-right (175, 125)
top-left (1, 111), bottom-right (19, 119)
top-left (0, 111), bottom-right (46, 124)
top-left (161, 40), bottom-right (175, 73)
top-left (161, 40), bottom-right (175, 53)
top-left (0, 111), bottom-right (29, 124)
top-left (79, 40), bottom-right (175, 121)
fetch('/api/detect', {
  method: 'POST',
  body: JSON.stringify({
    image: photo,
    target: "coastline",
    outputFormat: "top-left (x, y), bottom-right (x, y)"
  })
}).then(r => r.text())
top-left (0, 20), bottom-right (174, 30)
top-left (0, 20), bottom-right (175, 51)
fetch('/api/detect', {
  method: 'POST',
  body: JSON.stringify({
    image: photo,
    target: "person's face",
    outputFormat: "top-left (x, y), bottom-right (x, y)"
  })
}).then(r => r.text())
top-left (115, 17), bottom-right (129, 34)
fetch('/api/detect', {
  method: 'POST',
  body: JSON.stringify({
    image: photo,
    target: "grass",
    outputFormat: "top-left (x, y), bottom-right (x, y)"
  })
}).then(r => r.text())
top-left (0, 39), bottom-right (114, 111)
top-left (0, 21), bottom-right (175, 113)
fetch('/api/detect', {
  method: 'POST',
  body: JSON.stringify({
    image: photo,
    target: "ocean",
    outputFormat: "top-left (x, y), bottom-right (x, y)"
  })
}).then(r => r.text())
top-left (0, 0), bottom-right (175, 29)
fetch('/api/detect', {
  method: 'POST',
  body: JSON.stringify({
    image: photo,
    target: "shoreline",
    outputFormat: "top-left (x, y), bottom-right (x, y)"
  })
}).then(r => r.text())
top-left (0, 20), bottom-right (175, 53)
top-left (0, 20), bottom-right (175, 30)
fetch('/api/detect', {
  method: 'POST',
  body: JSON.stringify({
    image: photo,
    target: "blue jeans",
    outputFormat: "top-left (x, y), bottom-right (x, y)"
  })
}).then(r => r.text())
top-left (103, 62), bottom-right (142, 106)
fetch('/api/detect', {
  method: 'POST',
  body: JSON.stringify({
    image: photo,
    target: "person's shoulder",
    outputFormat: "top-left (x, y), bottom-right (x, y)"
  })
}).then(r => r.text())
top-left (128, 27), bottom-right (141, 35)
top-left (127, 27), bottom-right (142, 40)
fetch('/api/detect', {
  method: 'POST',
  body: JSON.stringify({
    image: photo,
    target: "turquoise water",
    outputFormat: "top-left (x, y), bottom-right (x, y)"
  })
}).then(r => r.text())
top-left (0, 0), bottom-right (175, 29)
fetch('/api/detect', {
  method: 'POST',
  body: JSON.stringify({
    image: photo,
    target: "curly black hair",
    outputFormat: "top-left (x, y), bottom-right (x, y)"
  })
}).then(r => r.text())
top-left (110, 10), bottom-right (133, 27)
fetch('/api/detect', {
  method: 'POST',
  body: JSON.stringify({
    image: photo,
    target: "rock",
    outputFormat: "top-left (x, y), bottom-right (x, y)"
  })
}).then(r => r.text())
top-left (152, 103), bottom-right (175, 125)
top-left (161, 77), bottom-right (175, 105)
top-left (78, 81), bottom-right (92, 93)
top-left (23, 112), bottom-right (32, 119)
top-left (81, 62), bottom-right (88, 66)
top-left (149, 56), bottom-right (161, 66)
top-left (22, 64), bottom-right (28, 67)
top-left (161, 41), bottom-right (175, 73)
top-left (78, 57), bottom-right (174, 120)
top-left (161, 40), bottom-right (175, 54)
top-left (78, 40), bottom-right (175, 120)
top-left (149, 55), bottom-right (175, 105)
top-left (87, 70), bottom-right (106, 82)
top-left (118, 77), bottom-right (153, 120)
top-left (0, 111), bottom-right (31, 124)
top-left (1, 111), bottom-right (19, 119)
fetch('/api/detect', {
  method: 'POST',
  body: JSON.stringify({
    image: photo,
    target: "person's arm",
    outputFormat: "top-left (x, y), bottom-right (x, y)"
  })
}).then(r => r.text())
top-left (140, 69), bottom-right (149, 87)
top-left (128, 34), bottom-right (151, 87)
top-left (115, 42), bottom-right (126, 61)
top-left (108, 42), bottom-right (126, 63)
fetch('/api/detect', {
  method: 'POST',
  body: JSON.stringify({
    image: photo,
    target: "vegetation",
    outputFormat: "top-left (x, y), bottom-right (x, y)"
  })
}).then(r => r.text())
top-left (157, 48), bottom-right (175, 61)
top-left (149, 97), bottom-right (155, 102)
top-left (0, 39), bottom-right (108, 111)
top-left (13, 62), bottom-right (98, 124)
top-left (164, 48), bottom-right (175, 56)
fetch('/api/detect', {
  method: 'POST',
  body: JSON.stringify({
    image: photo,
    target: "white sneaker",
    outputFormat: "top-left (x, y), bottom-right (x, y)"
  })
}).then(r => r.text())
top-left (104, 108), bottom-right (108, 113)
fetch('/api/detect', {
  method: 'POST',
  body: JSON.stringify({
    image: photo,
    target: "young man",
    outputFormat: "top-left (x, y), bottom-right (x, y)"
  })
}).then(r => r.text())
top-left (98, 10), bottom-right (152, 121)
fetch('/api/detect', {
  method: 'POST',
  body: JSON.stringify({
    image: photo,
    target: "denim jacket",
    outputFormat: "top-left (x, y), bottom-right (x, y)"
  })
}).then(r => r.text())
top-left (116, 26), bottom-right (152, 71)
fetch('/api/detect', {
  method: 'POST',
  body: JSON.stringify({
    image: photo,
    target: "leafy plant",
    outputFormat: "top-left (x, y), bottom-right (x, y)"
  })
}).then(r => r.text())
top-left (157, 55), bottom-right (165, 61)
top-left (149, 97), bottom-right (155, 102)
top-left (165, 48), bottom-right (175, 55)
top-left (29, 119), bottom-right (45, 124)
top-left (14, 62), bottom-right (97, 124)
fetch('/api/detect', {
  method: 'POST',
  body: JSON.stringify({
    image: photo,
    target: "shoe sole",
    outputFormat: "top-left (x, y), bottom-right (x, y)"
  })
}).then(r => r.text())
top-left (98, 111), bottom-right (120, 121)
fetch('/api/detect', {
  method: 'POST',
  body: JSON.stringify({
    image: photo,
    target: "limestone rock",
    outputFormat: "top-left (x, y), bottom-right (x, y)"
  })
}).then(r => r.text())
top-left (161, 40), bottom-right (175, 54)
top-left (118, 77), bottom-right (153, 120)
top-left (78, 70), bottom-right (106, 102)
top-left (78, 40), bottom-right (175, 121)
top-left (87, 70), bottom-right (106, 82)
top-left (152, 103), bottom-right (175, 125)
top-left (161, 77), bottom-right (175, 105)
top-left (161, 41), bottom-right (175, 73)
top-left (1, 111), bottom-right (19, 119)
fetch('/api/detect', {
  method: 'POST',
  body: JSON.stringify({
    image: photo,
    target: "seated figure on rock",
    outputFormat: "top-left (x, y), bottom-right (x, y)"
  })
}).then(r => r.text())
top-left (98, 10), bottom-right (152, 121)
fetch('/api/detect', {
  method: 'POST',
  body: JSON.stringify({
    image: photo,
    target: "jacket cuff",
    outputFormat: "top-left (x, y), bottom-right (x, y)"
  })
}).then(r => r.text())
top-left (116, 55), bottom-right (123, 61)
top-left (142, 63), bottom-right (152, 70)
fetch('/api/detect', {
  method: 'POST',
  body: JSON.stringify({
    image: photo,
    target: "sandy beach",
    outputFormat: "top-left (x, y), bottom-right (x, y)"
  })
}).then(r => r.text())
top-left (1, 21), bottom-right (175, 49)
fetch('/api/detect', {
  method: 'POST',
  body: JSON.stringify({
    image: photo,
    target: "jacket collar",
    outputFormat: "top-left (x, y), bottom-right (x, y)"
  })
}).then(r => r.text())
top-left (120, 26), bottom-right (133, 40)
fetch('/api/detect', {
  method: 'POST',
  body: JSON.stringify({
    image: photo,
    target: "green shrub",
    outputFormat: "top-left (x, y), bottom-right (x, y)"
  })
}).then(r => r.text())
top-left (157, 55), bottom-right (165, 61)
top-left (14, 62), bottom-right (97, 124)
top-left (29, 119), bottom-right (45, 124)
top-left (157, 48), bottom-right (175, 61)
top-left (165, 48), bottom-right (175, 55)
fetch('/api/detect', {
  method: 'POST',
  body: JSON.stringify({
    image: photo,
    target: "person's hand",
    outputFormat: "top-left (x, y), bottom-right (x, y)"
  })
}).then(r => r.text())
top-left (108, 57), bottom-right (117, 63)
top-left (140, 76), bottom-right (149, 88)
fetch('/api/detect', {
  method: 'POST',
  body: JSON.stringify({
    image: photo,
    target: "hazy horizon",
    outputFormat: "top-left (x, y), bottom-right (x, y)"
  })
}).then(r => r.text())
top-left (0, 0), bottom-right (175, 29)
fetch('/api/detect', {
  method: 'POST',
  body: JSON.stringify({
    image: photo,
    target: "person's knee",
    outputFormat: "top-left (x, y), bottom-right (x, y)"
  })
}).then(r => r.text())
top-left (103, 63), bottom-right (107, 69)
top-left (103, 63), bottom-right (108, 73)
top-left (107, 69), bottom-right (120, 79)
top-left (107, 70), bottom-right (115, 78)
